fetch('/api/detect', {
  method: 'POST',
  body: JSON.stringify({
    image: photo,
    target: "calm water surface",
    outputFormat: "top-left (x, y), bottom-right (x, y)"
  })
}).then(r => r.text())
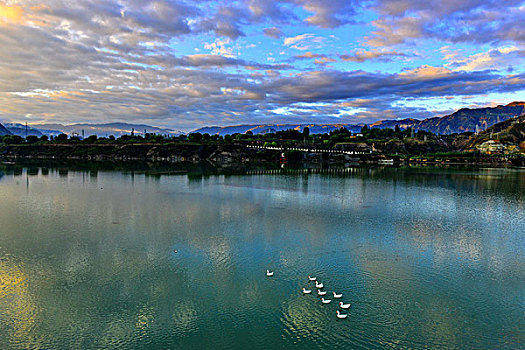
top-left (0, 165), bottom-right (524, 349)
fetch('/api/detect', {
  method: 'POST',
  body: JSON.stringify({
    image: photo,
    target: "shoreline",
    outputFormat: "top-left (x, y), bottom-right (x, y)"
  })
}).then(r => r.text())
top-left (0, 142), bottom-right (522, 167)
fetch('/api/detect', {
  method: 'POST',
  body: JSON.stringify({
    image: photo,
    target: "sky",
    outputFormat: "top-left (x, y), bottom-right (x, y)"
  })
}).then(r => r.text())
top-left (0, 0), bottom-right (524, 131)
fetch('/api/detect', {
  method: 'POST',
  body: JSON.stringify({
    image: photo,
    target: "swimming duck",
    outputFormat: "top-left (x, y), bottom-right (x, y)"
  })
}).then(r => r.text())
top-left (339, 302), bottom-right (351, 309)
top-left (321, 298), bottom-right (331, 304)
top-left (266, 270), bottom-right (274, 277)
top-left (336, 310), bottom-right (348, 319)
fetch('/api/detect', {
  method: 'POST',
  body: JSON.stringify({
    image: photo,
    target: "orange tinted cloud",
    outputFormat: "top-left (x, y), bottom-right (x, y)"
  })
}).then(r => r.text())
top-left (399, 65), bottom-right (451, 78)
top-left (0, 4), bottom-right (23, 24)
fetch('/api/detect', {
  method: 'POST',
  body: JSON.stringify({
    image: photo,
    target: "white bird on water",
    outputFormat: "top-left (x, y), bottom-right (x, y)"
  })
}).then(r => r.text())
top-left (308, 276), bottom-right (317, 281)
top-left (321, 298), bottom-right (331, 304)
top-left (333, 292), bottom-right (342, 298)
top-left (266, 270), bottom-right (274, 277)
top-left (302, 288), bottom-right (312, 294)
top-left (336, 310), bottom-right (348, 319)
top-left (315, 281), bottom-right (323, 288)
top-left (339, 302), bottom-right (351, 309)
top-left (317, 289), bottom-right (327, 296)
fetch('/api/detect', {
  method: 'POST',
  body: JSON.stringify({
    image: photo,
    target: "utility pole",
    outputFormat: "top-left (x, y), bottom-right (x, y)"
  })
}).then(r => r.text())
top-left (25, 122), bottom-right (28, 138)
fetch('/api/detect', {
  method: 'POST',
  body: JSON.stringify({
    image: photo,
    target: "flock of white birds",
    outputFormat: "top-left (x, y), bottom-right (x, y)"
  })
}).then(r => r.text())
top-left (266, 270), bottom-right (351, 319)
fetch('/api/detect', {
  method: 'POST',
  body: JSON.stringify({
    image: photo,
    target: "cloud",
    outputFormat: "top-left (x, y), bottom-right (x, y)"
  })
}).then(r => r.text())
top-left (293, 0), bottom-right (361, 28)
top-left (204, 38), bottom-right (236, 57)
top-left (366, 16), bottom-right (422, 47)
top-left (399, 65), bottom-right (452, 78)
top-left (263, 27), bottom-right (284, 39)
top-left (0, 0), bottom-right (523, 129)
top-left (247, 0), bottom-right (296, 22)
top-left (295, 52), bottom-right (322, 59)
top-left (446, 46), bottom-right (525, 71)
top-left (284, 34), bottom-right (312, 46)
top-left (176, 54), bottom-right (291, 70)
top-left (0, 3), bottom-right (24, 24)
top-left (194, 5), bottom-right (247, 39)
top-left (284, 33), bottom-right (325, 50)
top-left (340, 49), bottom-right (408, 62)
top-left (2, 63), bottom-right (524, 128)
top-left (314, 57), bottom-right (336, 65)
top-left (367, 0), bottom-right (525, 46)
top-left (268, 69), bottom-right (525, 105)
top-left (294, 52), bottom-right (336, 65)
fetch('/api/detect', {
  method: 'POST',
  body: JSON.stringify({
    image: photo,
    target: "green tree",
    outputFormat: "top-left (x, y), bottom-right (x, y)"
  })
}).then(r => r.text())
top-left (4, 135), bottom-right (23, 144)
top-left (394, 125), bottom-right (401, 134)
top-left (303, 126), bottom-right (310, 139)
top-left (188, 133), bottom-right (203, 142)
top-left (56, 133), bottom-right (68, 142)
top-left (26, 135), bottom-right (39, 143)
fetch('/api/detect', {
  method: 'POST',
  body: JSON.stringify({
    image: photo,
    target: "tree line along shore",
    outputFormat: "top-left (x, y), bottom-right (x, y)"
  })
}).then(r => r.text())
top-left (1, 123), bottom-right (524, 167)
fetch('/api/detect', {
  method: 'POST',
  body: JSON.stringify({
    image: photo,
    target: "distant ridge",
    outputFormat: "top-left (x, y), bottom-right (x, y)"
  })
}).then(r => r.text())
top-left (4, 123), bottom-right (44, 137)
top-left (401, 102), bottom-right (525, 134)
top-left (28, 122), bottom-right (184, 138)
top-left (4, 102), bottom-right (524, 138)
top-left (0, 123), bottom-right (12, 136)
top-left (191, 102), bottom-right (525, 136)
top-left (193, 123), bottom-right (364, 136)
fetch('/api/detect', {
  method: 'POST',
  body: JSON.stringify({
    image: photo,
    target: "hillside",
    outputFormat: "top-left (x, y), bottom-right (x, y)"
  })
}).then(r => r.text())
top-left (370, 102), bottom-right (525, 134)
top-left (0, 123), bottom-right (11, 136)
top-left (416, 103), bottom-right (525, 134)
top-left (4, 123), bottom-right (44, 137)
top-left (466, 114), bottom-right (525, 149)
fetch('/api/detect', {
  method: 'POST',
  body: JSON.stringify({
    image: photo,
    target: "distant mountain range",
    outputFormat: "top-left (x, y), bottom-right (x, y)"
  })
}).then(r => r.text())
top-left (192, 102), bottom-right (525, 136)
top-left (193, 123), bottom-right (365, 136)
top-left (0, 123), bottom-right (11, 136)
top-left (1, 122), bottom-right (183, 138)
top-left (1, 102), bottom-right (524, 138)
top-left (3, 123), bottom-right (46, 137)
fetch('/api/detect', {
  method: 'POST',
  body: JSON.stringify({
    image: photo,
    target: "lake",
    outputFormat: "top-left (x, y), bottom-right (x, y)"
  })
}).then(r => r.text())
top-left (0, 164), bottom-right (524, 349)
